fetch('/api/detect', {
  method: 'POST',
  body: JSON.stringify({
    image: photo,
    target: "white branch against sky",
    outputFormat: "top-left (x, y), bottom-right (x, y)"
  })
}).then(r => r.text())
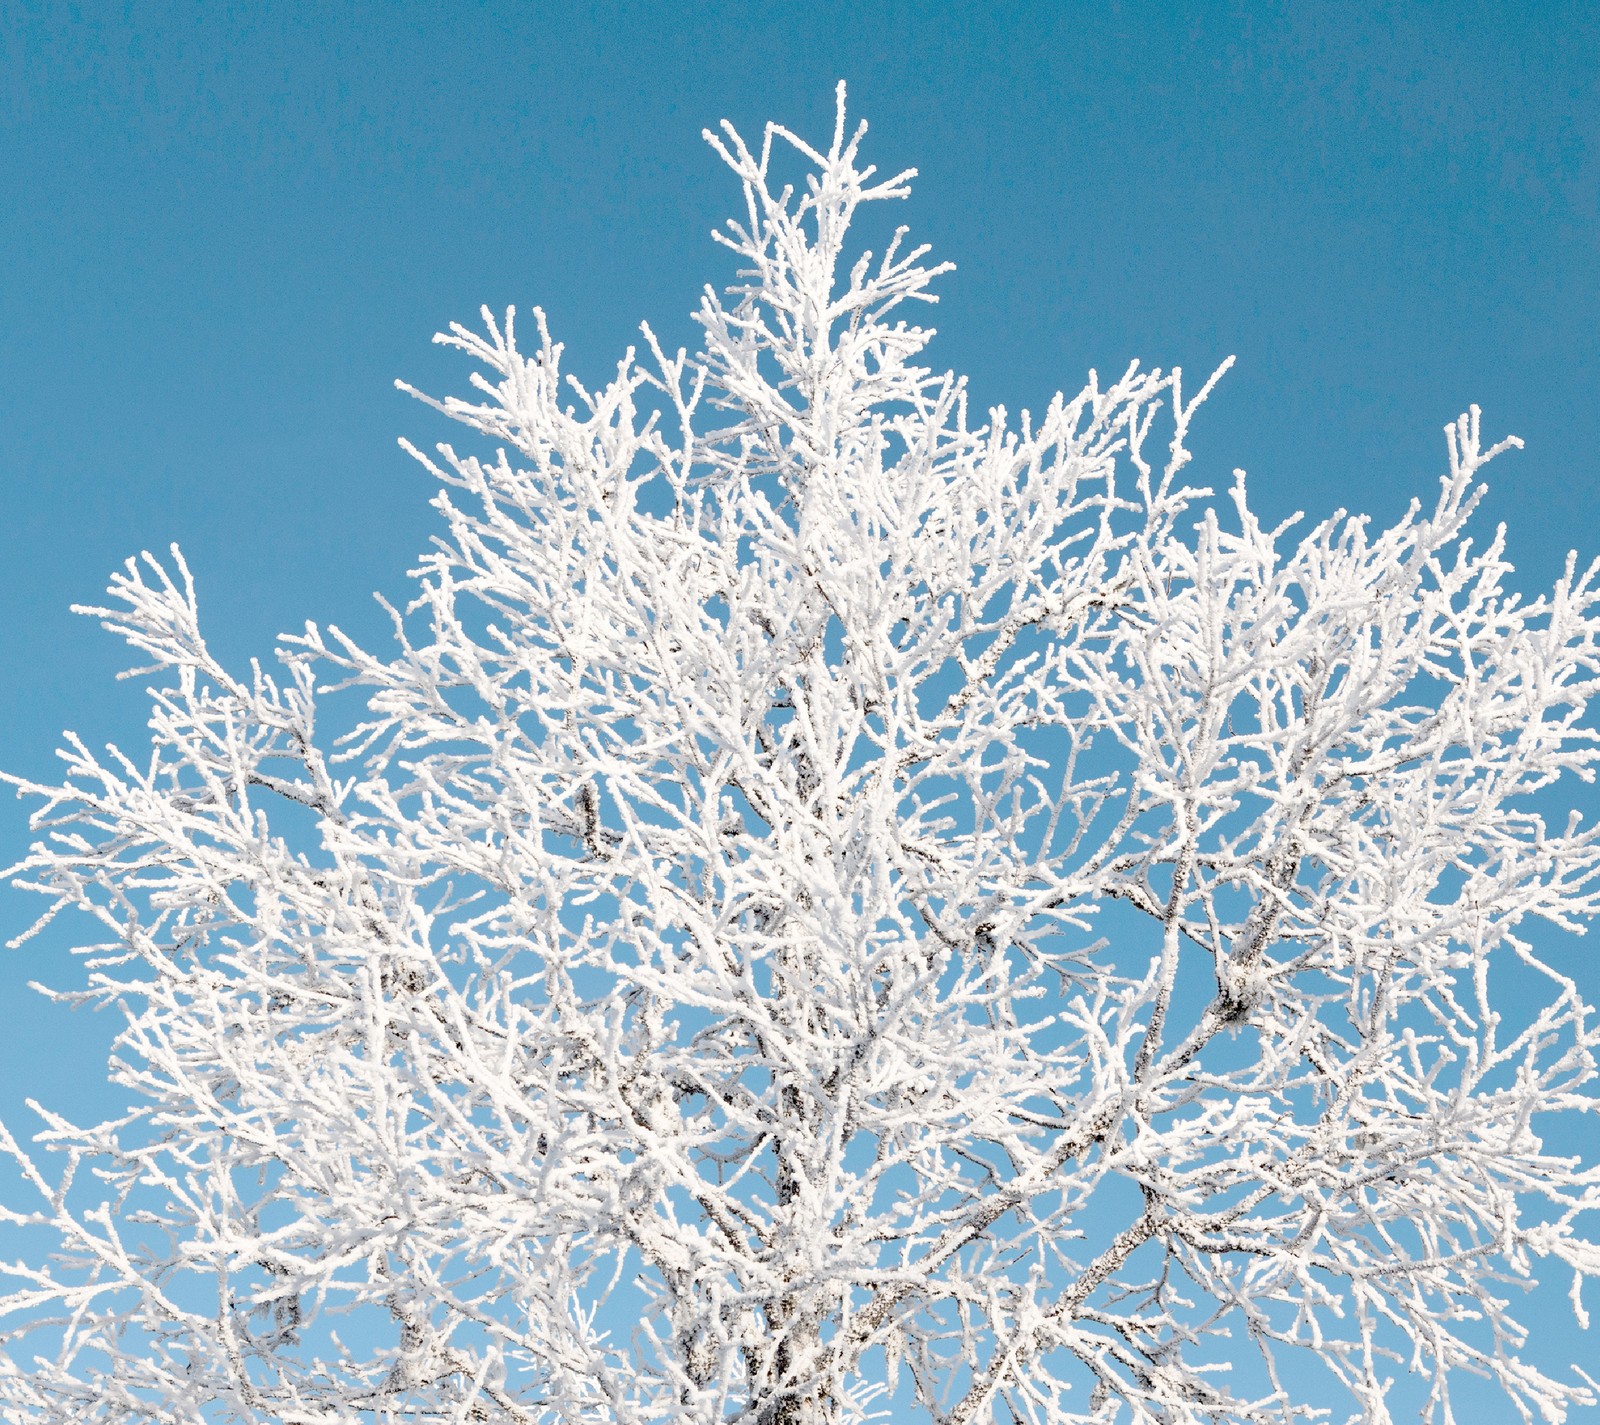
top-left (3, 87), bottom-right (1600, 1425)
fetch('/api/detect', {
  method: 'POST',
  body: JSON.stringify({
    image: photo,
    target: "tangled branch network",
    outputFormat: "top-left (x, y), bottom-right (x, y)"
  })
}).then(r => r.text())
top-left (4, 86), bottom-right (1600, 1425)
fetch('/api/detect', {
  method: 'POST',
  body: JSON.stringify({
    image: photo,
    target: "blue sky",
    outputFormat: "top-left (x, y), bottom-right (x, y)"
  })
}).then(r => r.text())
top-left (1, 0), bottom-right (1597, 1413)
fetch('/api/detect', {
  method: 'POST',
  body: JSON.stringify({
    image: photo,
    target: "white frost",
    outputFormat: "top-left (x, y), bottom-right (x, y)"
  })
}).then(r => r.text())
top-left (3, 85), bottom-right (1600, 1425)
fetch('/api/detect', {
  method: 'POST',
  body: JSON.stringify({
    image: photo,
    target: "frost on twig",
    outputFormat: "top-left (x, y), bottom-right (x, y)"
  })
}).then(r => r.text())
top-left (3, 85), bottom-right (1600, 1425)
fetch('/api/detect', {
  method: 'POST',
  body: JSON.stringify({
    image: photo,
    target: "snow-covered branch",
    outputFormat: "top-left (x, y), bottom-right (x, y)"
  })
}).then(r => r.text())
top-left (3, 86), bottom-right (1599, 1425)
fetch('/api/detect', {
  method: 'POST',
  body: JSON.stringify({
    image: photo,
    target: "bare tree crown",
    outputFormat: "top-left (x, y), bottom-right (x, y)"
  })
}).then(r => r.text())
top-left (4, 88), bottom-right (1600, 1425)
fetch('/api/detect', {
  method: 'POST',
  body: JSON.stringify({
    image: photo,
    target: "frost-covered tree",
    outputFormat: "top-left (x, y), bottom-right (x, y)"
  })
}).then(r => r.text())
top-left (5, 89), bottom-right (1600, 1425)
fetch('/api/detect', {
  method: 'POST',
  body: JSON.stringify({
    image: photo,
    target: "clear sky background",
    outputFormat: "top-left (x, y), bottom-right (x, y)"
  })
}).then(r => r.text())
top-left (1, 1), bottom-right (1596, 1415)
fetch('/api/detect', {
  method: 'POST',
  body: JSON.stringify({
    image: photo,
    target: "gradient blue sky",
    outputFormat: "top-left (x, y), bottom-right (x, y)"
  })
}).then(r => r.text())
top-left (2, 1), bottom-right (1597, 1413)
